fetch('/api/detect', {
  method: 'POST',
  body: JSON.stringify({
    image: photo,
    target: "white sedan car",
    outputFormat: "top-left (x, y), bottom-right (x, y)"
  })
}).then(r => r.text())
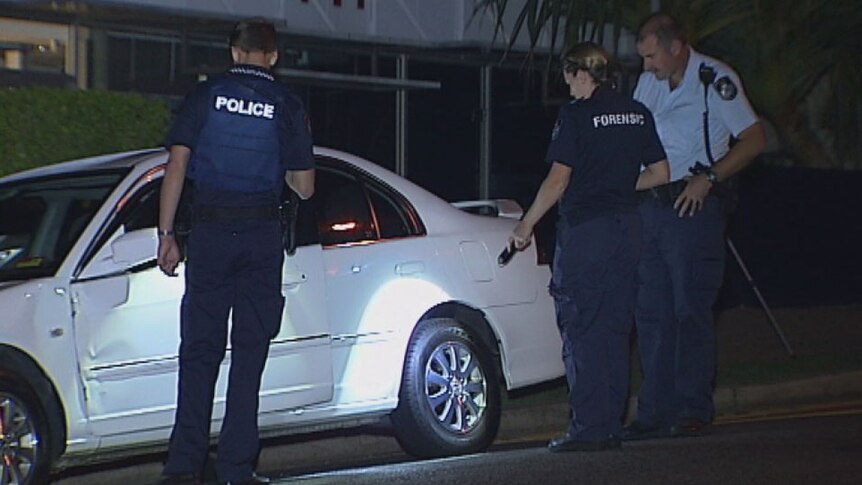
top-left (0, 148), bottom-right (563, 484)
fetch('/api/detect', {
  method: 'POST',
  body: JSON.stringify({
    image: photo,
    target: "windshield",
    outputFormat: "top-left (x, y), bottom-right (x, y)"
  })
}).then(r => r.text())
top-left (0, 171), bottom-right (123, 281)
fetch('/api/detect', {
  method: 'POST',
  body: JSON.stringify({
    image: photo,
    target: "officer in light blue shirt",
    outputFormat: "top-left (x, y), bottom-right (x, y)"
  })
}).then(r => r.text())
top-left (634, 49), bottom-right (759, 185)
top-left (623, 12), bottom-right (766, 442)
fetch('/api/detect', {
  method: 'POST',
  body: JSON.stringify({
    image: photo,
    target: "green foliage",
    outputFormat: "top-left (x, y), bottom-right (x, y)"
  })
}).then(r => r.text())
top-left (0, 87), bottom-right (169, 177)
top-left (670, 0), bottom-right (862, 168)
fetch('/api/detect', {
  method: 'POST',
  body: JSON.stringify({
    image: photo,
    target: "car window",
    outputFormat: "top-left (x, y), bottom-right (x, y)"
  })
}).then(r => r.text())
top-left (120, 179), bottom-right (196, 234)
top-left (0, 172), bottom-right (123, 281)
top-left (366, 184), bottom-right (411, 239)
top-left (311, 157), bottom-right (426, 247)
top-left (315, 168), bottom-right (376, 246)
top-left (80, 175), bottom-right (198, 274)
top-left (123, 184), bottom-right (160, 232)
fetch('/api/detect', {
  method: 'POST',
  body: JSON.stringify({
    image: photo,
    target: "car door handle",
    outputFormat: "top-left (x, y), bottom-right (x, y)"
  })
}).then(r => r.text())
top-left (282, 273), bottom-right (307, 287)
top-left (395, 261), bottom-right (425, 276)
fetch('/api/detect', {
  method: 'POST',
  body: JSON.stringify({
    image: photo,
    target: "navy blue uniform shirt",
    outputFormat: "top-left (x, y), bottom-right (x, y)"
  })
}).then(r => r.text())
top-left (166, 64), bottom-right (314, 206)
top-left (546, 85), bottom-right (666, 225)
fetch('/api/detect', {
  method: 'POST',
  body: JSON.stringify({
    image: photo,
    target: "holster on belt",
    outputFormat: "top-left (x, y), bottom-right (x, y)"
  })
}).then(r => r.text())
top-left (280, 191), bottom-right (300, 256)
top-left (639, 179), bottom-right (688, 206)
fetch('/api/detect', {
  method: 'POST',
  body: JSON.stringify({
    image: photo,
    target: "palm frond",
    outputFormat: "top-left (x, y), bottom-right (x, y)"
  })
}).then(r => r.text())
top-left (473, 0), bottom-right (862, 167)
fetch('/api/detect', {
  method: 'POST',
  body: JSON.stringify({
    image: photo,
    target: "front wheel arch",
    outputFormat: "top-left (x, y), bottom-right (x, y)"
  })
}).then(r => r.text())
top-left (419, 303), bottom-right (503, 383)
top-left (0, 346), bottom-right (67, 475)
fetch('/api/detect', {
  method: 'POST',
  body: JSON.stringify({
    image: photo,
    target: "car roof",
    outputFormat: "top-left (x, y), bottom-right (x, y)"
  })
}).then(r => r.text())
top-left (2, 147), bottom-right (403, 184)
top-left (0, 149), bottom-right (163, 184)
top-left (0, 147), bottom-right (507, 235)
top-left (0, 147), bottom-right (438, 205)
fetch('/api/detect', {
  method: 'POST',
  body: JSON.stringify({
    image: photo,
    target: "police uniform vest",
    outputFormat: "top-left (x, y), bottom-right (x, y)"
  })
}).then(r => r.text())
top-left (191, 69), bottom-right (283, 195)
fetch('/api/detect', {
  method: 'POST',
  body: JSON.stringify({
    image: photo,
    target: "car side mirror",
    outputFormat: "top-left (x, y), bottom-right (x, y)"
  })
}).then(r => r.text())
top-left (111, 228), bottom-right (158, 267)
top-left (77, 227), bottom-right (159, 280)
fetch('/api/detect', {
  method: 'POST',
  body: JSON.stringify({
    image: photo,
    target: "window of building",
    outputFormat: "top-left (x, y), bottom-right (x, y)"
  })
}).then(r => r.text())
top-left (105, 33), bottom-right (181, 94)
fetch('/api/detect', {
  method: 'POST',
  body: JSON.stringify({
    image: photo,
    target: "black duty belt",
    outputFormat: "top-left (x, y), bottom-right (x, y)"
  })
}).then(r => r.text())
top-left (192, 204), bottom-right (280, 223)
top-left (638, 179), bottom-right (689, 206)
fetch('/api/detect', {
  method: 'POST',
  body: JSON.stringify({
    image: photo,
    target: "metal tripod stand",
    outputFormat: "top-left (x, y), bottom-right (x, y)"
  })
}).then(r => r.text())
top-left (726, 237), bottom-right (795, 358)
top-left (695, 65), bottom-right (795, 358)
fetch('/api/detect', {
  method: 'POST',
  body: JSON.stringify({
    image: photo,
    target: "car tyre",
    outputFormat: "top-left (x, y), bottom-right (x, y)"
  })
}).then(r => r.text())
top-left (391, 318), bottom-right (501, 458)
top-left (0, 373), bottom-right (52, 485)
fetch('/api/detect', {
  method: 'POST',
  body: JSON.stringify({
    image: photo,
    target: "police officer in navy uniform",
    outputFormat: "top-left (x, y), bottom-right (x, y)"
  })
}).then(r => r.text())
top-left (156, 18), bottom-right (314, 485)
top-left (623, 13), bottom-right (766, 441)
top-left (510, 42), bottom-right (669, 452)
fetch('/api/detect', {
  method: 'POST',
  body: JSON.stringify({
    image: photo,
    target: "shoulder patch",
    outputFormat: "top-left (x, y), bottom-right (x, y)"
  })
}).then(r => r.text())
top-left (551, 118), bottom-right (562, 141)
top-left (714, 76), bottom-right (737, 100)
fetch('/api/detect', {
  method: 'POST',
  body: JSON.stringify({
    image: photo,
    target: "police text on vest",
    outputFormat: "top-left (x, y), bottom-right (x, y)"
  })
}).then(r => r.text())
top-left (214, 96), bottom-right (275, 119)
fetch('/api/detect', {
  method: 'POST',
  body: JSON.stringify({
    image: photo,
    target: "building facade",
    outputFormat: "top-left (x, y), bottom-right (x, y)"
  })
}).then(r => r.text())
top-left (0, 0), bottom-right (634, 201)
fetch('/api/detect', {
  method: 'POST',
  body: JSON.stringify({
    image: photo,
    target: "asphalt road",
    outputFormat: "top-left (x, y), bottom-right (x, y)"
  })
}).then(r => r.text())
top-left (283, 409), bottom-right (862, 485)
top-left (53, 404), bottom-right (862, 484)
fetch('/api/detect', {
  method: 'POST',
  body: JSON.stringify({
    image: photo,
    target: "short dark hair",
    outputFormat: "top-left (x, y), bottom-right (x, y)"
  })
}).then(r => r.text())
top-left (637, 12), bottom-right (687, 50)
top-left (229, 17), bottom-right (278, 53)
top-left (561, 42), bottom-right (611, 84)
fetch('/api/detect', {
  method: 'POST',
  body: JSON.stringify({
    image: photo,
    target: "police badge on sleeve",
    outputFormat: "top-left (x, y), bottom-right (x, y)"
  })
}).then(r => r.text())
top-left (551, 118), bottom-right (562, 141)
top-left (714, 76), bottom-right (738, 100)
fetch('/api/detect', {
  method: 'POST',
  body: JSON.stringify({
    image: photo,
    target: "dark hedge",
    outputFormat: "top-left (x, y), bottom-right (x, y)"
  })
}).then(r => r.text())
top-left (0, 87), bottom-right (169, 177)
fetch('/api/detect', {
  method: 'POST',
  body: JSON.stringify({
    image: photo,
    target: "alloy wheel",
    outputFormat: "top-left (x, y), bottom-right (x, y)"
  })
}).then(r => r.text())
top-left (424, 340), bottom-right (488, 434)
top-left (0, 393), bottom-right (40, 485)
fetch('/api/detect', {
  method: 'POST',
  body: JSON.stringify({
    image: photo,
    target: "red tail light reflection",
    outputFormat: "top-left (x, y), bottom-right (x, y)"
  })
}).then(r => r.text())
top-left (331, 221), bottom-right (357, 232)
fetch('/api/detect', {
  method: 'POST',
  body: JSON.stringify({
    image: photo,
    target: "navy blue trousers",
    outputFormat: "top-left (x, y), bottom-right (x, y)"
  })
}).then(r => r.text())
top-left (163, 220), bottom-right (284, 482)
top-left (551, 212), bottom-right (641, 441)
top-left (634, 196), bottom-right (726, 427)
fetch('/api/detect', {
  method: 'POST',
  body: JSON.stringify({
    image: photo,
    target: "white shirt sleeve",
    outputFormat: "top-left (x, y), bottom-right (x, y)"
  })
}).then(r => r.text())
top-left (711, 68), bottom-right (759, 138)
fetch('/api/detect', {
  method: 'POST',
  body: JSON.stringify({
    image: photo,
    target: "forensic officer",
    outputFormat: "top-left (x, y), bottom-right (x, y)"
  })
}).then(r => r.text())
top-left (156, 18), bottom-right (315, 485)
top-left (624, 12), bottom-right (766, 440)
top-left (509, 42), bottom-right (669, 452)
